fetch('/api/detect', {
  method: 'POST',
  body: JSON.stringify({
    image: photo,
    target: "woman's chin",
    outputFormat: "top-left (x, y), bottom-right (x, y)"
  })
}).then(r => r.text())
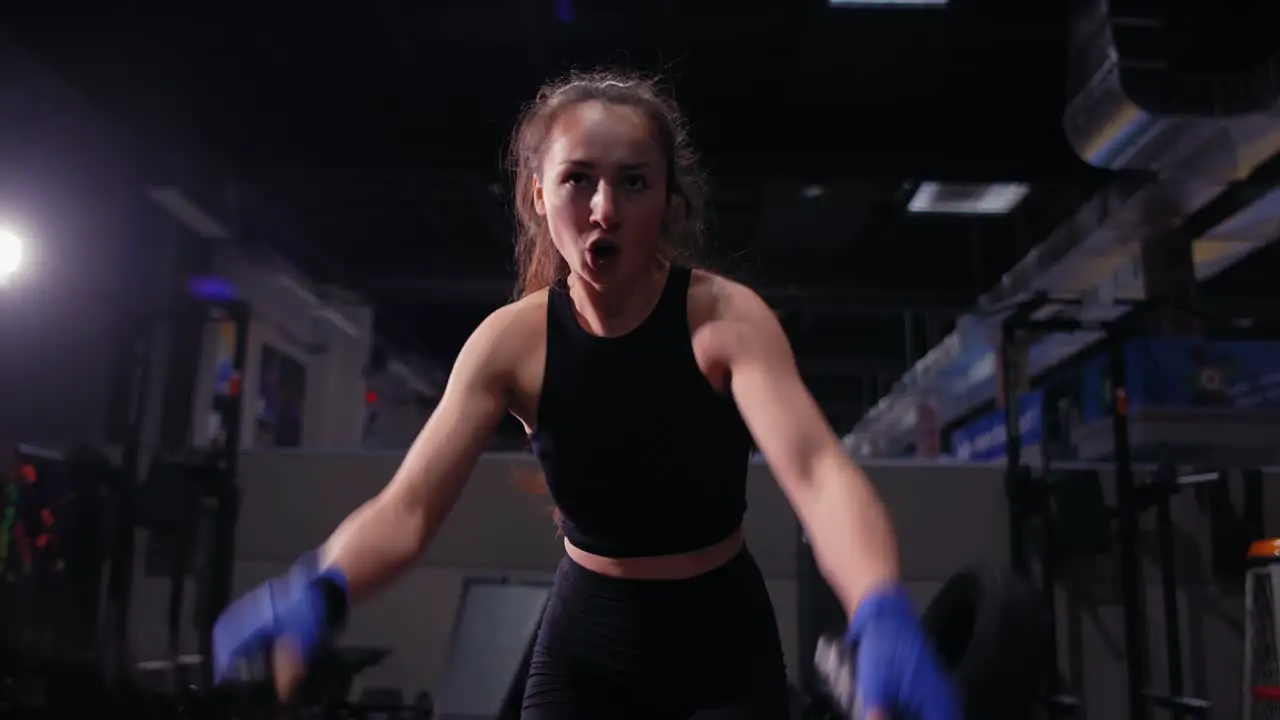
top-left (583, 249), bottom-right (622, 276)
top-left (576, 260), bottom-right (622, 288)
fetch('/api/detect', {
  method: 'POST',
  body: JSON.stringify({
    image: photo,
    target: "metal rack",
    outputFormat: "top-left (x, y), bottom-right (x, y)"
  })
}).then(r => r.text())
top-left (102, 297), bottom-right (250, 693)
top-left (994, 293), bottom-right (1280, 719)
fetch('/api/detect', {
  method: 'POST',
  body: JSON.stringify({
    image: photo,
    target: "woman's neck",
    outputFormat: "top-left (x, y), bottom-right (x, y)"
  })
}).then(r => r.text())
top-left (569, 259), bottom-right (671, 338)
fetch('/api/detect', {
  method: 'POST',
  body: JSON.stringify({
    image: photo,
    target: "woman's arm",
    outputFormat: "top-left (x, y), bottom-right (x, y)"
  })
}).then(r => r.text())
top-left (717, 283), bottom-right (899, 616)
top-left (318, 304), bottom-right (520, 601)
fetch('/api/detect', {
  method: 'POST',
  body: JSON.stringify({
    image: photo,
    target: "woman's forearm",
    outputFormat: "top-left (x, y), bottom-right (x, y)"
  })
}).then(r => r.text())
top-left (319, 494), bottom-right (429, 602)
top-left (794, 449), bottom-right (900, 617)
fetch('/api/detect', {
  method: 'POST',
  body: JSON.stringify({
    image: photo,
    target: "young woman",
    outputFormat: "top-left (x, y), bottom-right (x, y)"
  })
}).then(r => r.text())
top-left (213, 70), bottom-right (957, 720)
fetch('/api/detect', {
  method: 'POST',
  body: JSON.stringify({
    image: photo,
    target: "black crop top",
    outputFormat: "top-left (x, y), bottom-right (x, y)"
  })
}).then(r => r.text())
top-left (528, 265), bottom-right (754, 558)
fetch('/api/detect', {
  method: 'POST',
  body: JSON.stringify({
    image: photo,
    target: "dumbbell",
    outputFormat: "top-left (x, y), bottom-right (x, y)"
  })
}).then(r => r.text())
top-left (812, 564), bottom-right (1052, 719)
top-left (212, 645), bottom-right (286, 712)
top-left (813, 634), bottom-right (911, 720)
top-left (813, 635), bottom-right (854, 716)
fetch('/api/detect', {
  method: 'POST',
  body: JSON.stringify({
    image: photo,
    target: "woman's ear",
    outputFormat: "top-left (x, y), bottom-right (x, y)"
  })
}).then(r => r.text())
top-left (533, 176), bottom-right (546, 217)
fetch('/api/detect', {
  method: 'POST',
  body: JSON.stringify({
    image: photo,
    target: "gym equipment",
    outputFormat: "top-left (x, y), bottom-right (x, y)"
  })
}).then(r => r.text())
top-left (812, 564), bottom-right (1050, 718)
top-left (1140, 464), bottom-right (1217, 718)
top-left (1, 444), bottom-right (115, 663)
top-left (813, 634), bottom-right (857, 715)
top-left (187, 300), bottom-right (251, 691)
top-left (1005, 463), bottom-right (1093, 716)
top-left (158, 645), bottom-right (401, 719)
top-left (1, 448), bottom-right (239, 718)
top-left (992, 294), bottom-right (1280, 719)
top-left (1245, 539), bottom-right (1280, 720)
top-left (134, 450), bottom-right (243, 700)
top-left (1016, 435), bottom-right (1264, 718)
top-left (1200, 468), bottom-right (1264, 584)
top-left (210, 578), bottom-right (549, 719)
top-left (102, 295), bottom-right (250, 693)
top-left (0, 291), bottom-right (251, 716)
top-left (1, 444), bottom-right (118, 712)
top-left (798, 514), bottom-right (1052, 717)
top-left (996, 295), bottom-right (1104, 715)
top-left (1009, 459), bottom-right (1249, 720)
top-left (923, 565), bottom-right (1050, 716)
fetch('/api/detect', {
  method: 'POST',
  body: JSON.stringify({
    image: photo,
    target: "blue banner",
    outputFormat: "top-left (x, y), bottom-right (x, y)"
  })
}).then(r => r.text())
top-left (948, 389), bottom-right (1044, 462)
top-left (1079, 339), bottom-right (1280, 422)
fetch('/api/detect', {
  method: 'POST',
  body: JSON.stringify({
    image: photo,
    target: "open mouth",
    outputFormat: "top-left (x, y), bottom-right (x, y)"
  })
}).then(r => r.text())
top-left (586, 239), bottom-right (619, 262)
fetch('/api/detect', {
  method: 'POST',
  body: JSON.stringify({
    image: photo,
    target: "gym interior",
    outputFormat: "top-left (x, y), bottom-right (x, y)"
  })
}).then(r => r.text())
top-left (5, 3), bottom-right (1280, 719)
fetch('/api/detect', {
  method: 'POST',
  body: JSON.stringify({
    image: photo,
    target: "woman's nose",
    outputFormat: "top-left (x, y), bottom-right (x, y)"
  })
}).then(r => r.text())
top-left (590, 182), bottom-right (617, 228)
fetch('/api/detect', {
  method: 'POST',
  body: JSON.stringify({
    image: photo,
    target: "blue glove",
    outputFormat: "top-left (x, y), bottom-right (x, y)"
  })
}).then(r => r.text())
top-left (846, 585), bottom-right (959, 720)
top-left (211, 552), bottom-right (349, 685)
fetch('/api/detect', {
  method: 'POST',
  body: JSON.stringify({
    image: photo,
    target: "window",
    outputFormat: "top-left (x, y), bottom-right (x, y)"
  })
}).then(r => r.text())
top-left (253, 344), bottom-right (307, 448)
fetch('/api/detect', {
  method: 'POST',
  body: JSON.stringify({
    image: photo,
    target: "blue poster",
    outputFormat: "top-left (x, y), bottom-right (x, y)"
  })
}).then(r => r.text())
top-left (949, 389), bottom-right (1044, 462)
top-left (1079, 339), bottom-right (1280, 422)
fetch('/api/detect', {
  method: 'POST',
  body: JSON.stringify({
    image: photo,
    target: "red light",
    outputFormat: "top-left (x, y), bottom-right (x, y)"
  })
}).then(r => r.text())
top-left (364, 390), bottom-right (378, 405)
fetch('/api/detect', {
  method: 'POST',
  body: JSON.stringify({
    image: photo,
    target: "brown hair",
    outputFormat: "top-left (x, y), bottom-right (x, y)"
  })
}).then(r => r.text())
top-left (507, 69), bottom-right (709, 299)
top-left (511, 464), bottom-right (564, 534)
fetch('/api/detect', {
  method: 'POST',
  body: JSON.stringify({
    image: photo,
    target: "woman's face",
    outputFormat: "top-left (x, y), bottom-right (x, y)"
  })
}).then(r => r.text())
top-left (534, 100), bottom-right (669, 290)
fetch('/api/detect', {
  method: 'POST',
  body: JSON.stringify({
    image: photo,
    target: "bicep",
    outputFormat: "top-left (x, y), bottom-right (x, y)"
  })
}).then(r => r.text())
top-left (725, 293), bottom-right (841, 489)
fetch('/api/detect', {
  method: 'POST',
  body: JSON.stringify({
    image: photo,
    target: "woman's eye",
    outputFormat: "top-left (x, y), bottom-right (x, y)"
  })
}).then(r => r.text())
top-left (623, 175), bottom-right (649, 191)
top-left (564, 172), bottom-right (590, 187)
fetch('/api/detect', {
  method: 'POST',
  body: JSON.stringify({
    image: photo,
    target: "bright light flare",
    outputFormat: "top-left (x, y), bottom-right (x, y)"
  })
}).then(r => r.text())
top-left (0, 230), bottom-right (23, 284)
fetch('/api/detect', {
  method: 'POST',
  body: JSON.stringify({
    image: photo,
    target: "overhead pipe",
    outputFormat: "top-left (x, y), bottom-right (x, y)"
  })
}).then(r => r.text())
top-left (849, 0), bottom-right (1280, 454)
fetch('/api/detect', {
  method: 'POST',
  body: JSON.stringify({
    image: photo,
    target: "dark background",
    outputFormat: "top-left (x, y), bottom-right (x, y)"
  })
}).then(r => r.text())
top-left (2, 0), bottom-right (1278, 446)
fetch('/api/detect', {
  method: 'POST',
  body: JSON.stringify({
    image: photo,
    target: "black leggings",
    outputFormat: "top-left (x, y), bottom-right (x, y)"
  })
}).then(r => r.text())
top-left (521, 548), bottom-right (790, 719)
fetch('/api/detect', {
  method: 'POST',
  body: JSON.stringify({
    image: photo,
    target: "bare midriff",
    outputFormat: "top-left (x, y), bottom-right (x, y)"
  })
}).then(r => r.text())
top-left (564, 528), bottom-right (746, 580)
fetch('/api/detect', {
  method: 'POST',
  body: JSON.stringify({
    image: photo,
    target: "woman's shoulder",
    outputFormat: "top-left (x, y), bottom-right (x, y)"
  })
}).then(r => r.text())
top-left (687, 268), bottom-right (769, 321)
top-left (459, 288), bottom-right (549, 378)
top-left (485, 288), bottom-right (550, 342)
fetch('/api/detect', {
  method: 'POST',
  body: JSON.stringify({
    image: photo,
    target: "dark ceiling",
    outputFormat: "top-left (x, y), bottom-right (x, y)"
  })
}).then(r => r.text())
top-left (2, 0), bottom-right (1113, 433)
